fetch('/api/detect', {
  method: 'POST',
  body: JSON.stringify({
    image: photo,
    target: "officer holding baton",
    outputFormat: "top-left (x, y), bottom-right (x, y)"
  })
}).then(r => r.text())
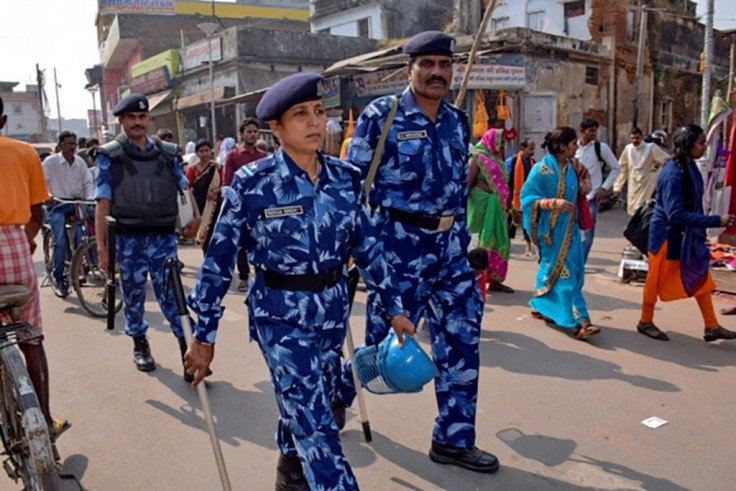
top-left (185, 73), bottom-right (414, 490)
top-left (95, 93), bottom-right (200, 379)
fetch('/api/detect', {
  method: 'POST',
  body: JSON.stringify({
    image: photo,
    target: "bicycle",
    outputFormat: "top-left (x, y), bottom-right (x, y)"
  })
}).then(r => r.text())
top-left (0, 285), bottom-right (60, 490)
top-left (42, 199), bottom-right (122, 318)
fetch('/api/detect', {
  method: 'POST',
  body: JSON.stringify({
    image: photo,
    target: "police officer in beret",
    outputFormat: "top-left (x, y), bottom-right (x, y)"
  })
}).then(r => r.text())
top-left (95, 93), bottom-right (201, 378)
top-left (185, 72), bottom-right (414, 490)
top-left (338, 31), bottom-right (500, 473)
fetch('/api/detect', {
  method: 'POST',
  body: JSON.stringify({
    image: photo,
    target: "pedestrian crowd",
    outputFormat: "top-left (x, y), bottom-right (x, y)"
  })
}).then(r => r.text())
top-left (2, 29), bottom-right (736, 490)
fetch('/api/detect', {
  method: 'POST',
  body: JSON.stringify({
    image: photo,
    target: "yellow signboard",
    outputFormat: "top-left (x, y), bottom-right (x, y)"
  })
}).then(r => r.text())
top-left (132, 49), bottom-right (180, 79)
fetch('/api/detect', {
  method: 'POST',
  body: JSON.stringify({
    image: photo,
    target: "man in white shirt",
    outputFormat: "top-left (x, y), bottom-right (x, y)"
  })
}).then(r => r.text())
top-left (575, 118), bottom-right (620, 263)
top-left (42, 130), bottom-right (95, 297)
top-left (613, 127), bottom-right (669, 215)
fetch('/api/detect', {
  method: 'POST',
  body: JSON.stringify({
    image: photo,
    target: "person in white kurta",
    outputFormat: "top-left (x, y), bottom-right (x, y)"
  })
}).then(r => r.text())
top-left (614, 127), bottom-right (670, 215)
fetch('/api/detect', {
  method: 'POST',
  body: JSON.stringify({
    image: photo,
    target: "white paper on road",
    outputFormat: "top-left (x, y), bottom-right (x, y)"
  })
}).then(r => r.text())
top-left (641, 416), bottom-right (668, 429)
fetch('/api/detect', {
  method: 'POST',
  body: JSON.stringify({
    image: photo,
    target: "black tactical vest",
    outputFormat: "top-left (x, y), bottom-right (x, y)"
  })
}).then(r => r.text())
top-left (97, 133), bottom-right (181, 234)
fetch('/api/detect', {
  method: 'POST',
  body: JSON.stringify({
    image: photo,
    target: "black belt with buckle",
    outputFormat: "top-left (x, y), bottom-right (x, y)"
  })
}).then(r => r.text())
top-left (264, 265), bottom-right (344, 292)
top-left (386, 207), bottom-right (456, 232)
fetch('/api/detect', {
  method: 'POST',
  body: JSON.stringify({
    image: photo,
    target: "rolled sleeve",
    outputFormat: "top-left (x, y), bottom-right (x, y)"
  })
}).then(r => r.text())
top-left (94, 153), bottom-right (113, 201)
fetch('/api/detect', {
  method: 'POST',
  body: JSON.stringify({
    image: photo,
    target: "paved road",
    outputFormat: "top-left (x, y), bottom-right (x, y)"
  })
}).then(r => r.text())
top-left (6, 207), bottom-right (736, 490)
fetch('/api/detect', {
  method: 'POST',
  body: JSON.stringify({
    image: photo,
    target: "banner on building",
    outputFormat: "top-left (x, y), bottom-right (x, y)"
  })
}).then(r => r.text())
top-left (87, 109), bottom-right (103, 129)
top-left (183, 37), bottom-right (223, 70)
top-left (128, 66), bottom-right (172, 94)
top-left (322, 77), bottom-right (341, 108)
top-left (353, 70), bottom-right (408, 98)
top-left (99, 0), bottom-right (176, 16)
top-left (451, 64), bottom-right (527, 91)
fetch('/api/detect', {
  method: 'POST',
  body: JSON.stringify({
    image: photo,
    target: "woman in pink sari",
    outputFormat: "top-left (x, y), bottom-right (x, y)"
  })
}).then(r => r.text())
top-left (468, 128), bottom-right (514, 293)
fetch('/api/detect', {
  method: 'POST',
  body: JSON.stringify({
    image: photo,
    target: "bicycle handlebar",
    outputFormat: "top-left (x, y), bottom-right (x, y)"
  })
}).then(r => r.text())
top-left (50, 198), bottom-right (96, 206)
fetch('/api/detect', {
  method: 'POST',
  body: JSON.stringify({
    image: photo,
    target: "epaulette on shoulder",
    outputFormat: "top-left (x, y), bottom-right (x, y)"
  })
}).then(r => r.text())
top-left (97, 140), bottom-right (123, 158)
top-left (326, 154), bottom-right (360, 176)
top-left (236, 155), bottom-right (276, 180)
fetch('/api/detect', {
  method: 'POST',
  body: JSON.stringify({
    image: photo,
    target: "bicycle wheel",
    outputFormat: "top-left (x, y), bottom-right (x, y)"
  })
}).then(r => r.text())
top-left (70, 237), bottom-right (122, 318)
top-left (0, 346), bottom-right (59, 490)
top-left (42, 229), bottom-right (53, 280)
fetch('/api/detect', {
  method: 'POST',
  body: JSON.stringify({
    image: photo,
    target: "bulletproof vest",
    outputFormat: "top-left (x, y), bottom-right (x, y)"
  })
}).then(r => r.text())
top-left (98, 133), bottom-right (181, 234)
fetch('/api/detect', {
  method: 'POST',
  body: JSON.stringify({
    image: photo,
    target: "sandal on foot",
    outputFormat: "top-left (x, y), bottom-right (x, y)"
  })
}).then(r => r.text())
top-left (703, 326), bottom-right (736, 342)
top-left (637, 321), bottom-right (669, 341)
top-left (575, 325), bottom-right (601, 340)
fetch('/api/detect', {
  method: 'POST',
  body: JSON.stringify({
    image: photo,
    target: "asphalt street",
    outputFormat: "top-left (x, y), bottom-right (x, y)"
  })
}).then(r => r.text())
top-left (5, 207), bottom-right (735, 490)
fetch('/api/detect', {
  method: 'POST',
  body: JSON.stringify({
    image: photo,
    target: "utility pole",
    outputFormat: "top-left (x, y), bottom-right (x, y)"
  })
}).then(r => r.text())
top-left (633, 8), bottom-right (649, 129)
top-left (36, 64), bottom-right (48, 141)
top-left (454, 0), bottom-right (498, 108)
top-left (700, 0), bottom-right (714, 128)
top-left (53, 67), bottom-right (62, 133)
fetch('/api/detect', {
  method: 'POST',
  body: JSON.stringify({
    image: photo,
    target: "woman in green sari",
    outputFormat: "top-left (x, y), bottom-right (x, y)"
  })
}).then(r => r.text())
top-left (468, 128), bottom-right (514, 293)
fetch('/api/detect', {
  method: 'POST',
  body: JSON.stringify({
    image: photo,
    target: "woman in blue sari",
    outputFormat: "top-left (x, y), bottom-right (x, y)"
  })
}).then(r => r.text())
top-left (520, 127), bottom-right (600, 340)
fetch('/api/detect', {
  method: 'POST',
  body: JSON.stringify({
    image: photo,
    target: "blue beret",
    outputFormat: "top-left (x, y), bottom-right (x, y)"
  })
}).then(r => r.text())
top-left (403, 31), bottom-right (456, 57)
top-left (256, 72), bottom-right (324, 121)
top-left (113, 93), bottom-right (149, 116)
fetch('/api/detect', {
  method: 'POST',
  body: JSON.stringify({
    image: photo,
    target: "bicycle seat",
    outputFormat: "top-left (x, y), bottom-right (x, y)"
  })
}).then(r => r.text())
top-left (0, 285), bottom-right (32, 310)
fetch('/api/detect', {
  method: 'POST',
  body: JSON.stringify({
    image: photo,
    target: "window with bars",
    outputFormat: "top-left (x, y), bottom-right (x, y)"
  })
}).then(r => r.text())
top-left (357, 18), bottom-right (369, 38)
top-left (585, 67), bottom-right (599, 85)
top-left (564, 1), bottom-right (585, 18)
top-left (526, 11), bottom-right (545, 31)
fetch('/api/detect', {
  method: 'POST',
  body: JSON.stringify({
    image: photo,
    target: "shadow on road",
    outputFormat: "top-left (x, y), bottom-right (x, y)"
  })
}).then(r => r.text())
top-left (342, 429), bottom-right (585, 490)
top-left (480, 330), bottom-right (680, 392)
top-left (59, 453), bottom-right (88, 490)
top-left (144, 367), bottom-right (278, 450)
top-left (590, 325), bottom-right (736, 372)
top-left (496, 428), bottom-right (688, 490)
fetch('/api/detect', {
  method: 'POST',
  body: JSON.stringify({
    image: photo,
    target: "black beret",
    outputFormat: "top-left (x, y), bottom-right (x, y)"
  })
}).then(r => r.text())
top-left (403, 31), bottom-right (456, 57)
top-left (256, 72), bottom-right (324, 121)
top-left (113, 93), bottom-right (149, 116)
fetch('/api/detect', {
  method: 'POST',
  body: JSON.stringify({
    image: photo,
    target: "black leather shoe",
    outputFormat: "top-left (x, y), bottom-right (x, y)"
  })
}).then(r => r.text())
top-left (275, 453), bottom-right (308, 491)
top-left (704, 325), bottom-right (736, 342)
top-left (331, 396), bottom-right (346, 430)
top-left (178, 337), bottom-right (212, 383)
top-left (429, 441), bottom-right (499, 473)
top-left (133, 335), bottom-right (156, 372)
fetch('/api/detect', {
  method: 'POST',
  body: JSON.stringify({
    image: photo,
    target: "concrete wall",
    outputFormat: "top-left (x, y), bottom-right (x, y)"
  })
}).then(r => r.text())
top-left (490, 0), bottom-right (593, 41)
top-left (0, 91), bottom-right (43, 139)
top-left (311, 3), bottom-right (385, 38)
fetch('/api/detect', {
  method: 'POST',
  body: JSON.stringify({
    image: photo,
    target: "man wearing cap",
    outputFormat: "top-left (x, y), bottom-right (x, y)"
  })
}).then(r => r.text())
top-left (95, 93), bottom-right (200, 379)
top-left (339, 30), bottom-right (499, 473)
top-left (185, 72), bottom-right (413, 490)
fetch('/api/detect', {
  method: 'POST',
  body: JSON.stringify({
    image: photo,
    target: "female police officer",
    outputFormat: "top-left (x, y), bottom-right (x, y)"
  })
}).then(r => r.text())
top-left (185, 72), bottom-right (415, 490)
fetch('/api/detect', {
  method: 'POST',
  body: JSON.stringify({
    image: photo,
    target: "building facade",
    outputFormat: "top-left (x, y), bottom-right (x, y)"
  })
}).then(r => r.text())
top-left (0, 82), bottom-right (45, 142)
top-left (310, 0), bottom-right (455, 40)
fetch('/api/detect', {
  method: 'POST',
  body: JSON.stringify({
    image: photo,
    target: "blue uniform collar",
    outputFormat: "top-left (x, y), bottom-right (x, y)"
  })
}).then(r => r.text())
top-left (275, 148), bottom-right (325, 181)
top-left (402, 86), bottom-right (450, 121)
top-left (122, 132), bottom-right (156, 153)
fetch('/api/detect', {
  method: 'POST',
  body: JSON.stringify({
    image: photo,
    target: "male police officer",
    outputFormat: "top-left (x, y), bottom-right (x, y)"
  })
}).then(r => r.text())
top-left (95, 93), bottom-right (200, 379)
top-left (339, 31), bottom-right (499, 473)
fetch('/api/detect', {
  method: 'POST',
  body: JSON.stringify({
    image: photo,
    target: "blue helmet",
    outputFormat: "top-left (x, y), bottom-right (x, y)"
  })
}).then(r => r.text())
top-left (376, 331), bottom-right (439, 393)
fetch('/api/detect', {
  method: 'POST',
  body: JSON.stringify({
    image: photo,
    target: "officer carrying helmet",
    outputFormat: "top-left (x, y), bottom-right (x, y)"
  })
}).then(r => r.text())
top-left (94, 93), bottom-right (201, 380)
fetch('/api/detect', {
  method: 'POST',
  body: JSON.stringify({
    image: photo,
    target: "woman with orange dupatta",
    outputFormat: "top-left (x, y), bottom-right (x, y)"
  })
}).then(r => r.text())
top-left (468, 128), bottom-right (514, 293)
top-left (637, 124), bottom-right (736, 342)
top-left (185, 139), bottom-right (223, 254)
top-left (508, 139), bottom-right (536, 257)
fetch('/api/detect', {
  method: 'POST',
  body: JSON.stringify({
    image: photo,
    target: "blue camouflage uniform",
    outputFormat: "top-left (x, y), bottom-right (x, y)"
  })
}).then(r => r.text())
top-left (188, 148), bottom-right (403, 490)
top-left (95, 138), bottom-right (189, 340)
top-left (339, 85), bottom-right (484, 449)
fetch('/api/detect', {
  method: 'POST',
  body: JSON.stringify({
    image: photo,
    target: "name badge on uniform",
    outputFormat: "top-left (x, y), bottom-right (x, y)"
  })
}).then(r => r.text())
top-left (263, 205), bottom-right (304, 219)
top-left (397, 130), bottom-right (428, 141)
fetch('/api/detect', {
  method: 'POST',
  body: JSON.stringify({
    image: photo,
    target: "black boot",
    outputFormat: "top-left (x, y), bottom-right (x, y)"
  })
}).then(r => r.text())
top-left (429, 441), bottom-right (500, 473)
top-left (275, 453), bottom-right (308, 491)
top-left (178, 337), bottom-right (212, 383)
top-left (331, 396), bottom-right (346, 430)
top-left (133, 336), bottom-right (155, 372)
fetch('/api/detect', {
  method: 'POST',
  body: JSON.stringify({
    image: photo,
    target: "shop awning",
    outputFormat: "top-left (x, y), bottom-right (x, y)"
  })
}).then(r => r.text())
top-left (148, 90), bottom-right (173, 114)
top-left (174, 86), bottom-right (234, 111)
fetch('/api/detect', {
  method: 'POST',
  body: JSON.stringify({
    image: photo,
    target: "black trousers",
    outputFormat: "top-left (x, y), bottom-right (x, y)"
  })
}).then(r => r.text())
top-left (237, 248), bottom-right (250, 281)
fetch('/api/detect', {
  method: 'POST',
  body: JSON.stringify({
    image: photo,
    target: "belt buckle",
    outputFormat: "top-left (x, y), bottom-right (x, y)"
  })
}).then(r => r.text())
top-left (437, 215), bottom-right (455, 232)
